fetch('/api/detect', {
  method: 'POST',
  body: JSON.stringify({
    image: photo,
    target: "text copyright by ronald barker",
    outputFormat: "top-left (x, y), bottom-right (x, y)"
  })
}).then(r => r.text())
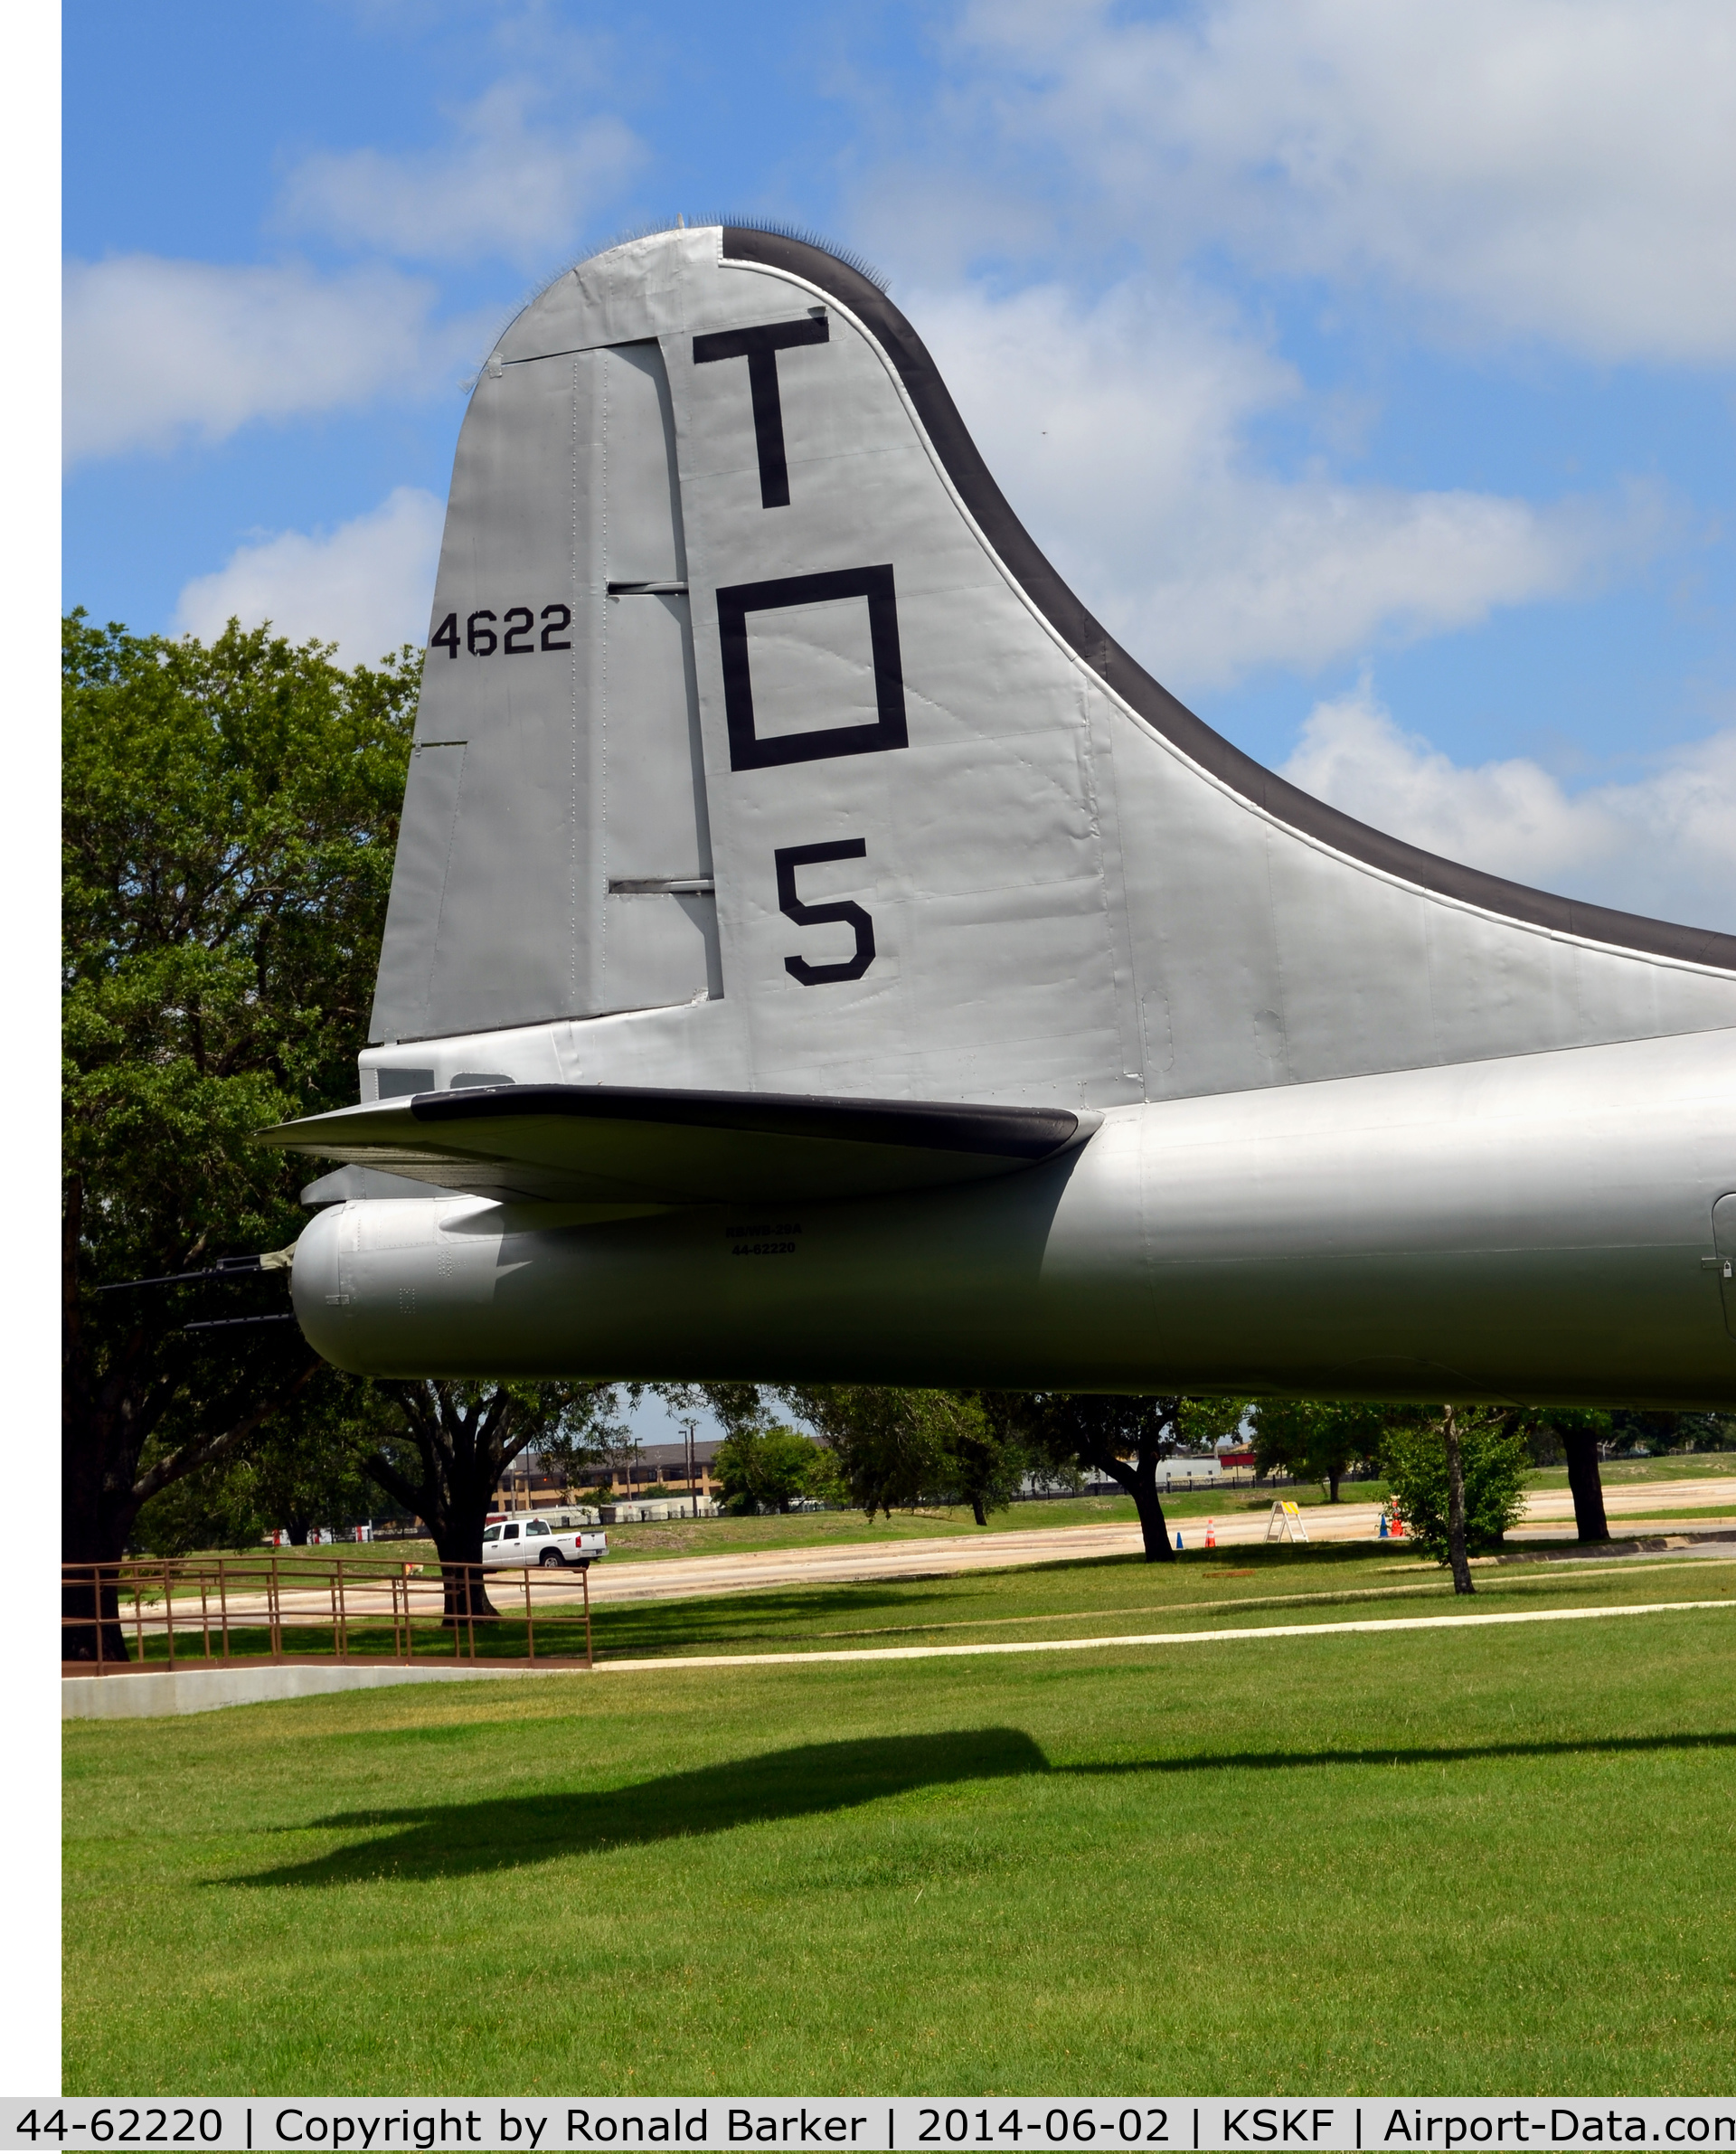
top-left (4, 2102), bottom-right (1733, 2153)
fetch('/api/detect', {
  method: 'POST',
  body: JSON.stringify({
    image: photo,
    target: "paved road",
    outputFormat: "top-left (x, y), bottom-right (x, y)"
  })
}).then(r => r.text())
top-left (573, 1479), bottom-right (1734, 1606)
top-left (135, 1479), bottom-right (1734, 1635)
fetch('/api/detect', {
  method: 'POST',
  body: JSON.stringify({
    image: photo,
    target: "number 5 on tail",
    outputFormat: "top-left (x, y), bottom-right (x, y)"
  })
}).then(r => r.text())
top-left (775, 841), bottom-right (875, 985)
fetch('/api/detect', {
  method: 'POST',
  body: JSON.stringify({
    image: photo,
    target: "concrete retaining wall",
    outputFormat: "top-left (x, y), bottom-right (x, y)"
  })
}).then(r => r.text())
top-left (63, 1659), bottom-right (589, 1720)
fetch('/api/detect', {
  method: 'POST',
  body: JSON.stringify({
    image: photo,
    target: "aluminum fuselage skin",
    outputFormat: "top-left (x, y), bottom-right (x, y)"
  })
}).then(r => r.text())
top-left (282, 229), bottom-right (1736, 1403)
top-left (293, 1029), bottom-right (1736, 1406)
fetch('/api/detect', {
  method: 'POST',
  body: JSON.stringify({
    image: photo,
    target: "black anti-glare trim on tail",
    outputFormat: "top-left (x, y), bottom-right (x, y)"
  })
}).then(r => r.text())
top-left (721, 226), bottom-right (1736, 974)
top-left (410, 1083), bottom-right (1080, 1160)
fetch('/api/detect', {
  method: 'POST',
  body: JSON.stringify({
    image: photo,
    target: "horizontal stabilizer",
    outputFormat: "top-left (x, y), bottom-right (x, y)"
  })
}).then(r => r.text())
top-left (259, 1086), bottom-right (1094, 1205)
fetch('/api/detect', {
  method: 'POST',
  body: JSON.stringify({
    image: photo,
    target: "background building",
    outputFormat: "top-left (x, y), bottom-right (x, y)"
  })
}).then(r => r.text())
top-left (493, 1439), bottom-right (723, 1514)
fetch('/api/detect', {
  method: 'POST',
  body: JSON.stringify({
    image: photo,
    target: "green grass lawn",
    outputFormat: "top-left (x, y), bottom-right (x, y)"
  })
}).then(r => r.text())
top-left (579, 1539), bottom-right (1736, 1658)
top-left (1524, 1453), bottom-right (1736, 1489)
top-left (1599, 1507), bottom-right (1736, 1521)
top-left (65, 1543), bottom-right (1736, 2095)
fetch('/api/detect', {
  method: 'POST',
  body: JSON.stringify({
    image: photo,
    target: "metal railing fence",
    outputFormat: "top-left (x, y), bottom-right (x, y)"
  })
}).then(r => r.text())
top-left (61, 1553), bottom-right (593, 1676)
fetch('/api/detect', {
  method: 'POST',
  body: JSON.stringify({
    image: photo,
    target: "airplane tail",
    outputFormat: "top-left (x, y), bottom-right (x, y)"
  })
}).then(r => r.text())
top-left (363, 222), bottom-right (1736, 1111)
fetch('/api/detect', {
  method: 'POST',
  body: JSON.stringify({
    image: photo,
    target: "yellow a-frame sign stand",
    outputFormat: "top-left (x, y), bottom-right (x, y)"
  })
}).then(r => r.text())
top-left (1266, 1499), bottom-right (1310, 1545)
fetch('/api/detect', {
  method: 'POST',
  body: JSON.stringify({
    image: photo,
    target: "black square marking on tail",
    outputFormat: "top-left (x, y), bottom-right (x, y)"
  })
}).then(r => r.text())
top-left (717, 565), bottom-right (909, 770)
top-left (692, 316), bottom-right (829, 507)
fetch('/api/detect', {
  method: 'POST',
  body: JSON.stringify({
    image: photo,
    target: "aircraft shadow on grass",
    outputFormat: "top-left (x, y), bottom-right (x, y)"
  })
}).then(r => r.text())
top-left (237, 1727), bottom-right (1049, 1888)
top-left (234, 1727), bottom-right (1733, 1890)
top-left (1066, 1731), bottom-right (1736, 1779)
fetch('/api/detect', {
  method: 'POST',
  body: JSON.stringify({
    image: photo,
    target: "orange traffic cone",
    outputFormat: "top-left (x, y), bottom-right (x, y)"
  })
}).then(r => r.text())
top-left (1205, 1518), bottom-right (1217, 1549)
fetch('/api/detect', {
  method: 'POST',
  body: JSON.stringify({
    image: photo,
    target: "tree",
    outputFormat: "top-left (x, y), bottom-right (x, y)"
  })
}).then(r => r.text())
top-left (1529, 1407), bottom-right (1613, 1544)
top-left (785, 1386), bottom-right (1026, 1526)
top-left (130, 1456), bottom-right (269, 1558)
top-left (1441, 1403), bottom-right (1475, 1595)
top-left (946, 1401), bottom-right (1032, 1526)
top-left (361, 1381), bottom-right (622, 1618)
top-left (986, 1393), bottom-right (1247, 1561)
top-left (1382, 1406), bottom-right (1530, 1583)
top-left (713, 1426), bottom-right (833, 1513)
top-left (1250, 1399), bottom-right (1384, 1501)
top-left (131, 1404), bottom-right (386, 1554)
top-left (1676, 1412), bottom-right (1736, 1451)
top-left (533, 1388), bottom-right (637, 1505)
top-left (669, 1381), bottom-right (767, 1441)
top-left (62, 613), bottom-right (417, 1655)
top-left (248, 1385), bottom-right (394, 1544)
top-left (1495, 1404), bottom-right (1627, 1544)
top-left (1601, 1408), bottom-right (1736, 1458)
top-left (783, 1386), bottom-right (954, 1516)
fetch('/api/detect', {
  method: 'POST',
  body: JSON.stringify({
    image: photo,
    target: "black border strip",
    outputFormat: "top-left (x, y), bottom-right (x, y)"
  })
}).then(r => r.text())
top-left (409, 1084), bottom-right (1080, 1161)
top-left (722, 225), bottom-right (1736, 973)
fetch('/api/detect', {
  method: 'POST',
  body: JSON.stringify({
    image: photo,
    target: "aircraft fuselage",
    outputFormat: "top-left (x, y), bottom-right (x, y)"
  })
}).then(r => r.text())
top-left (293, 1028), bottom-right (1736, 1406)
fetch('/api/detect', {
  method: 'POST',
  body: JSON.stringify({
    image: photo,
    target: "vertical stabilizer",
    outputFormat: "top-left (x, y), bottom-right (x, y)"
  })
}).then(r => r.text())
top-left (367, 223), bottom-right (1736, 1110)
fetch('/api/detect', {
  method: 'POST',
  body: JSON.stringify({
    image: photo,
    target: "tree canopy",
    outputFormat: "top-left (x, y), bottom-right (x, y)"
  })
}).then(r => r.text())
top-left (62, 613), bottom-right (418, 1578)
top-left (712, 1425), bottom-right (836, 1513)
top-left (1382, 1407), bottom-right (1530, 1565)
top-left (984, 1393), bottom-right (1246, 1558)
top-left (1251, 1398), bottom-right (1387, 1501)
top-left (364, 1380), bottom-right (621, 1615)
top-left (782, 1385), bottom-right (1027, 1526)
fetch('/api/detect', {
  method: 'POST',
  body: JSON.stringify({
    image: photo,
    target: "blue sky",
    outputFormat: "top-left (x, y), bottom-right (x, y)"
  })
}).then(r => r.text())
top-left (65, 0), bottom-right (1736, 933)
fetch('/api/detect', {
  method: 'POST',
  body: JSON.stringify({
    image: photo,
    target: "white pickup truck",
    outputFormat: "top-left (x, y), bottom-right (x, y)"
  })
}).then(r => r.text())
top-left (481, 1515), bottom-right (608, 1570)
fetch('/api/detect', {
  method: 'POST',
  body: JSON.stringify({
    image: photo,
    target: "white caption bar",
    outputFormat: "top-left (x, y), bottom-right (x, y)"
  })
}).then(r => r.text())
top-left (2, 2101), bottom-right (1732, 2152)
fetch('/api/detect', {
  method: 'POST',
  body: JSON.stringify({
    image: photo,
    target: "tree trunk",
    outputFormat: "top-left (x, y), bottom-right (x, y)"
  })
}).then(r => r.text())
top-left (416, 1508), bottom-right (499, 1622)
top-left (60, 1493), bottom-right (140, 1662)
top-left (972, 1497), bottom-right (987, 1526)
top-left (1107, 1450), bottom-right (1175, 1562)
top-left (1327, 1469), bottom-right (1341, 1503)
top-left (61, 1403), bottom-right (143, 1663)
top-left (1443, 1403), bottom-right (1475, 1595)
top-left (61, 1568), bottom-right (131, 1667)
top-left (62, 1180), bottom-right (141, 1660)
top-left (437, 1555), bottom-right (499, 1621)
top-left (1564, 1430), bottom-right (1609, 1543)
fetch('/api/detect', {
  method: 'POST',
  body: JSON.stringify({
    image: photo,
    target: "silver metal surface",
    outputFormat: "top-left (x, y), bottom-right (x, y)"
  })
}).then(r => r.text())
top-left (293, 1030), bottom-right (1736, 1404)
top-left (282, 225), bottom-right (1736, 1402)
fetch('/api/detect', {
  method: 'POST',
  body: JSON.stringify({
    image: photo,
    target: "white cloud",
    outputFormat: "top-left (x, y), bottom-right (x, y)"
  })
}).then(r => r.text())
top-left (916, 277), bottom-right (1667, 689)
top-left (279, 82), bottom-right (643, 268)
top-left (172, 487), bottom-right (444, 666)
top-left (1282, 678), bottom-right (1736, 930)
top-left (64, 255), bottom-right (461, 466)
top-left (952, 0), bottom-right (1736, 363)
